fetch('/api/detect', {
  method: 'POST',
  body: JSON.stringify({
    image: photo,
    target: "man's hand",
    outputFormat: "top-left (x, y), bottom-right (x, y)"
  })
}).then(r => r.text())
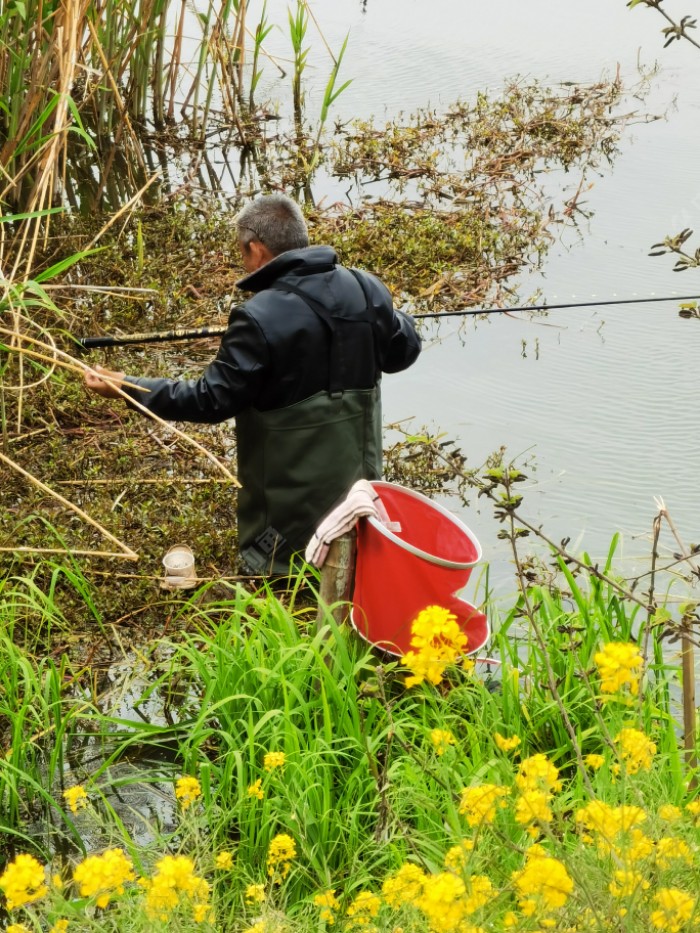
top-left (84, 364), bottom-right (127, 399)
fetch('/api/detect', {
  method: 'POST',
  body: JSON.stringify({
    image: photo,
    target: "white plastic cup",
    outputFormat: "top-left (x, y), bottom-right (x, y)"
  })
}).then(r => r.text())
top-left (162, 545), bottom-right (197, 589)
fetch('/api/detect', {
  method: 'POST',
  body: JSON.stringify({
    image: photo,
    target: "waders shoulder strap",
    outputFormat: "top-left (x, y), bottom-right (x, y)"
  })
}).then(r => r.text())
top-left (271, 281), bottom-right (345, 396)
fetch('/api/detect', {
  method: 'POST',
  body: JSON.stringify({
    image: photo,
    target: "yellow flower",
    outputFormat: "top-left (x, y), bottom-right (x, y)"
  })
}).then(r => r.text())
top-left (627, 828), bottom-right (654, 862)
top-left (266, 833), bottom-right (296, 881)
top-left (175, 775), bottom-right (202, 811)
top-left (382, 863), bottom-right (426, 907)
top-left (614, 727), bottom-right (656, 774)
top-left (650, 888), bottom-right (696, 932)
top-left (458, 783), bottom-right (509, 827)
top-left (264, 751), bottom-right (286, 772)
top-left (608, 868), bottom-right (650, 898)
top-left (430, 729), bottom-right (456, 756)
top-left (418, 872), bottom-right (468, 932)
top-left (0, 852), bottom-right (48, 910)
top-left (512, 846), bottom-right (573, 915)
top-left (73, 849), bottom-right (135, 908)
top-left (685, 799), bottom-right (700, 822)
top-left (248, 778), bottom-right (264, 800)
top-left (50, 922), bottom-right (70, 933)
top-left (214, 851), bottom-right (234, 870)
top-left (193, 902), bottom-right (214, 923)
top-left (347, 889), bottom-right (381, 924)
top-left (584, 754), bottom-right (605, 771)
top-left (576, 801), bottom-right (650, 859)
top-left (658, 804), bottom-right (682, 822)
top-left (463, 875), bottom-right (492, 914)
top-left (444, 840), bottom-right (474, 873)
top-left (515, 754), bottom-right (562, 794)
top-left (7, 925), bottom-right (31, 933)
top-left (494, 732), bottom-right (521, 752)
top-left (142, 854), bottom-right (210, 921)
top-left (402, 605), bottom-right (468, 688)
top-left (245, 883), bottom-right (266, 904)
top-left (656, 837), bottom-right (693, 869)
top-left (63, 785), bottom-right (89, 814)
top-left (515, 789), bottom-right (552, 827)
top-left (314, 889), bottom-right (341, 924)
top-left (594, 641), bottom-right (643, 694)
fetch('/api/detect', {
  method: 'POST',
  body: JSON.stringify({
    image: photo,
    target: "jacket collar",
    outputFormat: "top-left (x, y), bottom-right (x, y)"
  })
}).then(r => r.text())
top-left (236, 245), bottom-right (338, 293)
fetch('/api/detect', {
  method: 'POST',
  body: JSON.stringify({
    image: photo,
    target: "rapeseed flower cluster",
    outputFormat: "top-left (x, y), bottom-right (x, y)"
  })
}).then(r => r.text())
top-left (63, 784), bottom-right (89, 815)
top-left (248, 778), bottom-right (264, 800)
top-left (0, 853), bottom-right (48, 910)
top-left (264, 751), bottom-right (286, 771)
top-left (214, 851), bottom-right (234, 870)
top-left (614, 726), bottom-right (656, 774)
top-left (430, 728), bottom-right (456, 755)
top-left (175, 775), bottom-right (202, 811)
top-left (246, 883), bottom-right (266, 904)
top-left (655, 836), bottom-right (693, 869)
top-left (266, 833), bottom-right (296, 881)
top-left (346, 890), bottom-right (381, 927)
top-left (515, 753), bottom-right (562, 794)
top-left (141, 854), bottom-right (211, 922)
top-left (608, 868), bottom-right (649, 899)
top-left (594, 641), bottom-right (643, 694)
top-left (381, 863), bottom-right (426, 908)
top-left (314, 889), bottom-right (341, 924)
top-left (443, 840), bottom-right (474, 873)
top-left (73, 848), bottom-right (135, 908)
top-left (458, 783), bottom-right (509, 827)
top-left (494, 732), bottom-right (521, 752)
top-left (649, 888), bottom-right (696, 932)
top-left (513, 753), bottom-right (561, 835)
top-left (511, 844), bottom-right (574, 924)
top-left (402, 605), bottom-right (468, 688)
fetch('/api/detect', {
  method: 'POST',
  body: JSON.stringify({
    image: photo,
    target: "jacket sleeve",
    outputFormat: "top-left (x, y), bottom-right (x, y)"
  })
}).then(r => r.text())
top-left (382, 307), bottom-right (422, 374)
top-left (360, 270), bottom-right (422, 374)
top-left (122, 308), bottom-right (269, 423)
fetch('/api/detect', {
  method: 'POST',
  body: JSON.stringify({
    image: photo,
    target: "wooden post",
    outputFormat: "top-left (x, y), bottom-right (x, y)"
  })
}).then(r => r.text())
top-left (315, 529), bottom-right (357, 632)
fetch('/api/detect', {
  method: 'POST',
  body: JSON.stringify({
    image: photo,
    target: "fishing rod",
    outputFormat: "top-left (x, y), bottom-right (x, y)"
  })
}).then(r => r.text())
top-left (76, 293), bottom-right (700, 350)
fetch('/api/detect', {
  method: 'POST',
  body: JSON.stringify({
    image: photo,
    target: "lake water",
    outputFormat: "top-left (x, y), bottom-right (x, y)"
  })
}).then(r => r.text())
top-left (242, 0), bottom-right (700, 601)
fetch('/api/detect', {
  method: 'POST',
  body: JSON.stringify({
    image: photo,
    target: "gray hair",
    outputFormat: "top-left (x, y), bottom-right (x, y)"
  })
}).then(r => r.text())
top-left (235, 193), bottom-right (309, 256)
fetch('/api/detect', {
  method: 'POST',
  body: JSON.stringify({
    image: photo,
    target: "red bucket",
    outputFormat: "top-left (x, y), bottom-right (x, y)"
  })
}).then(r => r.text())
top-left (351, 482), bottom-right (488, 657)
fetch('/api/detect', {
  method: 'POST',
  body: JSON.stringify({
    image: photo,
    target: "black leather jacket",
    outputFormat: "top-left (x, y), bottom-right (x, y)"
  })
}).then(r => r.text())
top-left (124, 246), bottom-right (421, 419)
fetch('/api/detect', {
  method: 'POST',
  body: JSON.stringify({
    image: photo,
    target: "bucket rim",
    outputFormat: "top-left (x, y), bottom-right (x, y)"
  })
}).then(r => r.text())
top-left (366, 481), bottom-right (483, 569)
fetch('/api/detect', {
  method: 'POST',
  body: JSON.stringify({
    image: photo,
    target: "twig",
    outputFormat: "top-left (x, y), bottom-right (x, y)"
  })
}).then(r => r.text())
top-left (0, 450), bottom-right (138, 560)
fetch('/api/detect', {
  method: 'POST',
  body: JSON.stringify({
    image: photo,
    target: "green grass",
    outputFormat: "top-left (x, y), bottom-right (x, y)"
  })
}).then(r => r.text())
top-left (0, 550), bottom-right (698, 931)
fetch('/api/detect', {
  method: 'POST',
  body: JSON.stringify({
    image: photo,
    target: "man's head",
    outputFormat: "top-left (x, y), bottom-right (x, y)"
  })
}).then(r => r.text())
top-left (236, 193), bottom-right (309, 273)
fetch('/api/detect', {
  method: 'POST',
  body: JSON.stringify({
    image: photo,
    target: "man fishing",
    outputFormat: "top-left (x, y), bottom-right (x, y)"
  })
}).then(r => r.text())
top-left (84, 193), bottom-right (421, 573)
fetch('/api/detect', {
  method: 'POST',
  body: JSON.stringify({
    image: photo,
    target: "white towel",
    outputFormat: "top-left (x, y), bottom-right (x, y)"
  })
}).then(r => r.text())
top-left (305, 479), bottom-right (400, 567)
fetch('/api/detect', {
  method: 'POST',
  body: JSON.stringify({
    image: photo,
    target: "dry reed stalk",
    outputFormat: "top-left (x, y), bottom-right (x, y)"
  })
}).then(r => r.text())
top-left (234, 0), bottom-right (247, 97)
top-left (0, 326), bottom-right (150, 390)
top-left (167, 0), bottom-right (188, 121)
top-left (5, 311), bottom-right (239, 482)
top-left (83, 171), bottom-right (162, 252)
top-left (55, 478), bottom-right (237, 485)
top-left (0, 449), bottom-right (138, 560)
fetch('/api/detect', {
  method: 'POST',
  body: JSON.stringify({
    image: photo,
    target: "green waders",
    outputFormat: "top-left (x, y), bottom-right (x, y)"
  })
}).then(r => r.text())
top-left (236, 385), bottom-right (382, 573)
top-left (236, 271), bottom-right (385, 574)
